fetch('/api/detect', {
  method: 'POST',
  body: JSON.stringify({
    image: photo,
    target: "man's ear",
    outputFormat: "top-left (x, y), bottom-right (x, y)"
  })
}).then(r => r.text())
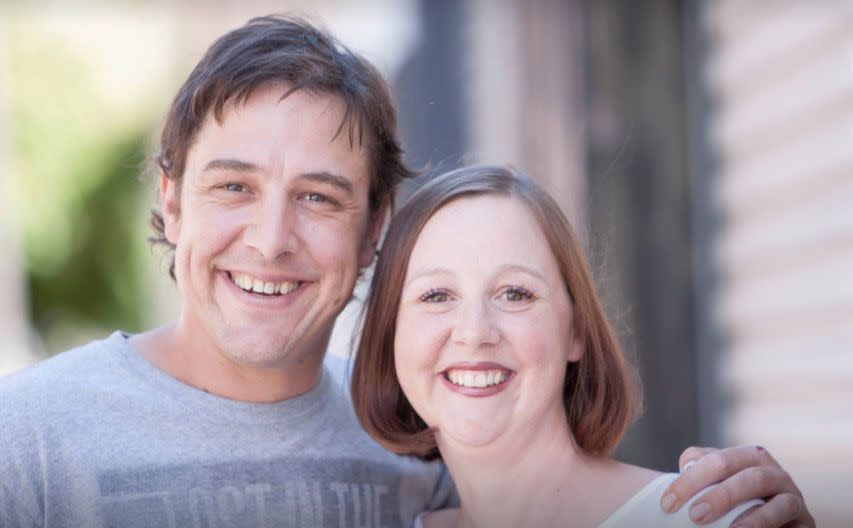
top-left (160, 173), bottom-right (181, 244)
top-left (358, 198), bottom-right (390, 268)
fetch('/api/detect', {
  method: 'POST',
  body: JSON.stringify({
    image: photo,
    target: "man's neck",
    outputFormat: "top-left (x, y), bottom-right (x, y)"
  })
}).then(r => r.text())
top-left (130, 322), bottom-right (326, 403)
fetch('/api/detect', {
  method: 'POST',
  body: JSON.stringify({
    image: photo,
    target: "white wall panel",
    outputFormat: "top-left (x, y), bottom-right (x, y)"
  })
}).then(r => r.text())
top-left (702, 2), bottom-right (853, 525)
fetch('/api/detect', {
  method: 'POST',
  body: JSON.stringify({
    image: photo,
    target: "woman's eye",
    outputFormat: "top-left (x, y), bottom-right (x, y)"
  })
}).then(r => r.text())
top-left (501, 287), bottom-right (533, 302)
top-left (222, 183), bottom-right (246, 193)
top-left (420, 289), bottom-right (450, 303)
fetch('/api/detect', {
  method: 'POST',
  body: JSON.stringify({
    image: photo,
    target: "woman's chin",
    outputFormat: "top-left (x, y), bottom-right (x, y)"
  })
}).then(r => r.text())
top-left (434, 419), bottom-right (508, 451)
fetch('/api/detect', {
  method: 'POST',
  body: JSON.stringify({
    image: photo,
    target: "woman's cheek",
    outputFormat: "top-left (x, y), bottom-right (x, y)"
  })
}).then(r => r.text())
top-left (396, 310), bottom-right (449, 362)
top-left (501, 311), bottom-right (564, 368)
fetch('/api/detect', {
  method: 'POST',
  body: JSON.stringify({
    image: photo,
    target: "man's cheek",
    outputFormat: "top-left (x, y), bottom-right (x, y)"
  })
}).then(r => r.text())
top-left (315, 229), bottom-right (363, 267)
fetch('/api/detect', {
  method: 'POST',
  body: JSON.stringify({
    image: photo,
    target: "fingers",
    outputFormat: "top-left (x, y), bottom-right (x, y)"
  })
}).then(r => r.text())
top-left (662, 445), bottom-right (778, 514)
top-left (729, 492), bottom-right (813, 528)
top-left (686, 465), bottom-right (793, 524)
top-left (679, 446), bottom-right (718, 472)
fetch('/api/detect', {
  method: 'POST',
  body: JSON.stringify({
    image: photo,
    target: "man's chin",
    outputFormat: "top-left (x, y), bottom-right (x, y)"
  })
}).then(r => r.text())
top-left (216, 332), bottom-right (306, 369)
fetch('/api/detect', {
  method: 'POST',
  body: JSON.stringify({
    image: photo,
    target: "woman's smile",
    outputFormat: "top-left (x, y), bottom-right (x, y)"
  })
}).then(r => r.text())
top-left (440, 362), bottom-right (516, 396)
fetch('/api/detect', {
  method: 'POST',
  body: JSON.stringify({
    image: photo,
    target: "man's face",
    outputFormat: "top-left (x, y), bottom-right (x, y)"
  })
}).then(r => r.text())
top-left (161, 84), bottom-right (379, 369)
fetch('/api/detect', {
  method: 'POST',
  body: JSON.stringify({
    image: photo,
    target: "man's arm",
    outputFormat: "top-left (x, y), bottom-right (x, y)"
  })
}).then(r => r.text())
top-left (660, 446), bottom-right (814, 528)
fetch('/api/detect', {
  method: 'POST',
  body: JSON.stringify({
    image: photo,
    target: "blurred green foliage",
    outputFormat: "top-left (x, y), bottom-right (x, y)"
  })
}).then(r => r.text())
top-left (10, 21), bottom-right (153, 352)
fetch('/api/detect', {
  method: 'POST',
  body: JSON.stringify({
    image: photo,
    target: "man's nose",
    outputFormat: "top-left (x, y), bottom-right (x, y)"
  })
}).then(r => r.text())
top-left (450, 301), bottom-right (501, 348)
top-left (244, 194), bottom-right (300, 260)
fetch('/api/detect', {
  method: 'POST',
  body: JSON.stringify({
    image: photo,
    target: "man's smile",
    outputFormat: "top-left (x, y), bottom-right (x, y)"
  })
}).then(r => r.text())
top-left (227, 271), bottom-right (303, 296)
top-left (219, 270), bottom-right (312, 308)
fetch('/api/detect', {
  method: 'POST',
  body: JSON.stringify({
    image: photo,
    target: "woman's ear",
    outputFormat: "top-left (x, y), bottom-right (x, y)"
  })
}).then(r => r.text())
top-left (359, 198), bottom-right (390, 268)
top-left (567, 336), bottom-right (584, 363)
top-left (566, 317), bottom-right (584, 363)
top-left (160, 173), bottom-right (181, 244)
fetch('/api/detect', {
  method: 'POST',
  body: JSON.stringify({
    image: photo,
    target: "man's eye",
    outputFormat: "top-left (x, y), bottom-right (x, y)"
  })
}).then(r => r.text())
top-left (304, 193), bottom-right (329, 203)
top-left (420, 289), bottom-right (450, 303)
top-left (501, 287), bottom-right (534, 302)
top-left (222, 183), bottom-right (246, 193)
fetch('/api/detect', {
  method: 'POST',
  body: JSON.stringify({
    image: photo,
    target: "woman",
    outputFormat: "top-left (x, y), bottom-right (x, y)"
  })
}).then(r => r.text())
top-left (352, 165), bottom-right (760, 527)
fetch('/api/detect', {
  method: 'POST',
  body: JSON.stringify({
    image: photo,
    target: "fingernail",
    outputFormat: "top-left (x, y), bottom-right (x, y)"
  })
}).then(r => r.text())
top-left (661, 492), bottom-right (677, 512)
top-left (682, 460), bottom-right (696, 473)
top-left (689, 502), bottom-right (711, 523)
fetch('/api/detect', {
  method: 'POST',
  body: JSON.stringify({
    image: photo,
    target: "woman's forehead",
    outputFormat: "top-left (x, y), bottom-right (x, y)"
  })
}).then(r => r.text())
top-left (409, 195), bottom-right (558, 274)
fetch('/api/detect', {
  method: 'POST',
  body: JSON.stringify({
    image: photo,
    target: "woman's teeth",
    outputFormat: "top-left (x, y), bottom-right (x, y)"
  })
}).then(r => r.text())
top-left (446, 369), bottom-right (509, 388)
top-left (230, 273), bottom-right (300, 295)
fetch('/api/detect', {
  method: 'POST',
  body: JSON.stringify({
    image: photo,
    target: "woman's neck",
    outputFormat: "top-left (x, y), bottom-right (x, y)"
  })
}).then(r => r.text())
top-left (438, 409), bottom-right (601, 528)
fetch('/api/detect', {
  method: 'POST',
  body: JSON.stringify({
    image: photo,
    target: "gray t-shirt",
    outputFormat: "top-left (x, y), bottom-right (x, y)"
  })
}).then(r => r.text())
top-left (0, 332), bottom-right (455, 527)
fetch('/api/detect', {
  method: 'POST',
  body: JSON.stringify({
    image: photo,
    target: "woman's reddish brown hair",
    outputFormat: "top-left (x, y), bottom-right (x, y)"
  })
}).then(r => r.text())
top-left (351, 165), bottom-right (641, 460)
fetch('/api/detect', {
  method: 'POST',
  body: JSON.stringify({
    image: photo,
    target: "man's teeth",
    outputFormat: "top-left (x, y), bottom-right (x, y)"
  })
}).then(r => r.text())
top-left (231, 273), bottom-right (300, 295)
top-left (446, 369), bottom-right (509, 388)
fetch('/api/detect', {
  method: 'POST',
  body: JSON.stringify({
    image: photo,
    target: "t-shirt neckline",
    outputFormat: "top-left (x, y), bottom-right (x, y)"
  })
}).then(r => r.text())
top-left (110, 330), bottom-right (334, 426)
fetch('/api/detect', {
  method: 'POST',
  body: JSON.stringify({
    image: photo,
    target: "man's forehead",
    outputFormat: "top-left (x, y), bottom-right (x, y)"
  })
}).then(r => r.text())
top-left (207, 84), bottom-right (365, 146)
top-left (188, 86), bottom-right (370, 176)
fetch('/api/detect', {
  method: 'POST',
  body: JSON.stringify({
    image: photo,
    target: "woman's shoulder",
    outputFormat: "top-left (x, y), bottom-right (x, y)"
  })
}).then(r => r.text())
top-left (413, 507), bottom-right (459, 528)
top-left (588, 461), bottom-right (666, 520)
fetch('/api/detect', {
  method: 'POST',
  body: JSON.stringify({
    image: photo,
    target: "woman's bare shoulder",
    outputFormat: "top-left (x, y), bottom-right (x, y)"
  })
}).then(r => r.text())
top-left (597, 459), bottom-right (666, 497)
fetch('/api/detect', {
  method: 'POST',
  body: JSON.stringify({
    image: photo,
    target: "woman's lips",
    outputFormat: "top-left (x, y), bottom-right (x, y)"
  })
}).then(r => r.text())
top-left (440, 362), bottom-right (515, 397)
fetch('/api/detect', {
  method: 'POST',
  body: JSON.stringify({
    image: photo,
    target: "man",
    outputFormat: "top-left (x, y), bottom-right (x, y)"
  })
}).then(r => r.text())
top-left (0, 16), bottom-right (813, 528)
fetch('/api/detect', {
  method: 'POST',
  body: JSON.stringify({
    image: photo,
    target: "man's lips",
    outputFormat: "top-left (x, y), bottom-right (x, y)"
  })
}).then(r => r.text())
top-left (219, 270), bottom-right (310, 307)
top-left (226, 271), bottom-right (303, 296)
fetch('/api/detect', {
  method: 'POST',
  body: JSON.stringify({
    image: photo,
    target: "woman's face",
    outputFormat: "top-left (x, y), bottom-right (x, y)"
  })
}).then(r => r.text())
top-left (394, 194), bottom-right (583, 449)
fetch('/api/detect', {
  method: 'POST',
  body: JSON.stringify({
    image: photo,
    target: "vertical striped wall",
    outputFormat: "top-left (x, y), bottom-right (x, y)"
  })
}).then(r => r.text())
top-left (702, 2), bottom-right (853, 525)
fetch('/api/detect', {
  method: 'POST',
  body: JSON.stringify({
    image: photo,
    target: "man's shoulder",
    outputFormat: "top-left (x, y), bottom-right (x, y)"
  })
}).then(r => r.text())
top-left (0, 332), bottom-right (127, 409)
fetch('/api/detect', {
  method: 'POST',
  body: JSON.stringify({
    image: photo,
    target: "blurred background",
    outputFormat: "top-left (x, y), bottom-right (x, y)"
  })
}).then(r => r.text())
top-left (0, 0), bottom-right (850, 525)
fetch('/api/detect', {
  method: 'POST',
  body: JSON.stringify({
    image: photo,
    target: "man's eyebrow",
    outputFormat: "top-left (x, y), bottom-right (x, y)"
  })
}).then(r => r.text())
top-left (300, 171), bottom-right (355, 197)
top-left (200, 161), bottom-right (356, 196)
top-left (202, 158), bottom-right (261, 173)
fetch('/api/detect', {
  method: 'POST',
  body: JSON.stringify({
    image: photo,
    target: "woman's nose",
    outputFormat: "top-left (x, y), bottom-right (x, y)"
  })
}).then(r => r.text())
top-left (450, 301), bottom-right (500, 348)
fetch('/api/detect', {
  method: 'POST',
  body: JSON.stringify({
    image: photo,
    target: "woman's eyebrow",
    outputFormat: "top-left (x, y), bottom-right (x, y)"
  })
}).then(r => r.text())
top-left (496, 264), bottom-right (546, 281)
top-left (405, 265), bottom-right (546, 286)
top-left (404, 267), bottom-right (452, 286)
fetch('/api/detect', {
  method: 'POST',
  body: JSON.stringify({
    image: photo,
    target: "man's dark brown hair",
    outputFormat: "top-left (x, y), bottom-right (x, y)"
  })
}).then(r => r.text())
top-left (149, 15), bottom-right (413, 277)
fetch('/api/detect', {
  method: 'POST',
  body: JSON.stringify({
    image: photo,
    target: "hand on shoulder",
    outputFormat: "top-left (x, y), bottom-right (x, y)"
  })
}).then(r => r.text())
top-left (664, 446), bottom-right (814, 527)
